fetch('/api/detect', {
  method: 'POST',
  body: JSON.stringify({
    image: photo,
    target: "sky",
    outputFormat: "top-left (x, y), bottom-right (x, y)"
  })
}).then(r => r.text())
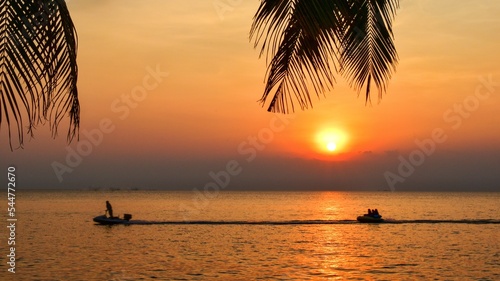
top-left (1, 0), bottom-right (499, 191)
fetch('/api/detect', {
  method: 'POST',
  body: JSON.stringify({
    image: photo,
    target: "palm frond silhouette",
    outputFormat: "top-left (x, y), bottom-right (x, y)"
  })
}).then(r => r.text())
top-left (250, 0), bottom-right (399, 112)
top-left (0, 0), bottom-right (78, 149)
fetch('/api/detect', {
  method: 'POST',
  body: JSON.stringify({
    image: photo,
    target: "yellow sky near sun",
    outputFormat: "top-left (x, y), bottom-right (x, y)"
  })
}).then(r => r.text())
top-left (53, 0), bottom-right (500, 161)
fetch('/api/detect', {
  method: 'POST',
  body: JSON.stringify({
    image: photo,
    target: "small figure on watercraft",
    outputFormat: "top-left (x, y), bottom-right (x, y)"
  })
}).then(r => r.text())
top-left (105, 201), bottom-right (114, 218)
top-left (371, 209), bottom-right (381, 218)
top-left (364, 209), bottom-right (382, 218)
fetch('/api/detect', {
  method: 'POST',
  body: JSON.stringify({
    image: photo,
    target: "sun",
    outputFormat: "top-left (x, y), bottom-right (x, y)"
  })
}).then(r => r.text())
top-left (326, 142), bottom-right (337, 152)
top-left (316, 129), bottom-right (348, 154)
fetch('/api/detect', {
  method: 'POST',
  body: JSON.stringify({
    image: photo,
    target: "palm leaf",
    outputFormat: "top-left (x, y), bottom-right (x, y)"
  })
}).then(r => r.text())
top-left (250, 0), bottom-right (349, 113)
top-left (251, 0), bottom-right (399, 112)
top-left (0, 0), bottom-right (79, 149)
top-left (340, 0), bottom-right (399, 103)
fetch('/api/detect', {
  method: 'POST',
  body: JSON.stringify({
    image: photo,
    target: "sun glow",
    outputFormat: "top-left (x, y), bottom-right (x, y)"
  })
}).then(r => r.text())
top-left (316, 129), bottom-right (348, 154)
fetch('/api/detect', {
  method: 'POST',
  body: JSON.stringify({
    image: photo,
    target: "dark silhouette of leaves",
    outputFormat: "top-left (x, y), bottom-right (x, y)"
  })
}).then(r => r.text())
top-left (251, 0), bottom-right (399, 112)
top-left (0, 0), bottom-right (79, 149)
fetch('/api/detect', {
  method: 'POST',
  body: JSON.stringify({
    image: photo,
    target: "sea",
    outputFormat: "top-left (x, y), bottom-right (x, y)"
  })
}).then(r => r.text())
top-left (1, 190), bottom-right (499, 281)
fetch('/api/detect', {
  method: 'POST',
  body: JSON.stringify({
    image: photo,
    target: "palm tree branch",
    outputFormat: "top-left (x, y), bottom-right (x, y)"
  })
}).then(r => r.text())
top-left (0, 0), bottom-right (79, 149)
top-left (250, 0), bottom-right (347, 113)
top-left (340, 0), bottom-right (399, 103)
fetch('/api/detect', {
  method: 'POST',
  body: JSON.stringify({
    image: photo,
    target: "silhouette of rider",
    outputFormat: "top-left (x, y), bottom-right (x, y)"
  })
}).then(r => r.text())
top-left (106, 201), bottom-right (114, 218)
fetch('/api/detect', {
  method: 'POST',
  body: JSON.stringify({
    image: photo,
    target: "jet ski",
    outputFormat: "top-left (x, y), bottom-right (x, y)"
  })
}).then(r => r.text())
top-left (357, 215), bottom-right (384, 223)
top-left (93, 214), bottom-right (132, 225)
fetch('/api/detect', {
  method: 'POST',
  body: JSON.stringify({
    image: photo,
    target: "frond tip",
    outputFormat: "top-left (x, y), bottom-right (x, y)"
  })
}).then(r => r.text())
top-left (0, 0), bottom-right (79, 149)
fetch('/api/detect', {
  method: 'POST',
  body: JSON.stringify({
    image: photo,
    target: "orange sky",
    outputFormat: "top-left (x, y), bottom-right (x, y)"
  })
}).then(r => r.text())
top-left (1, 0), bottom-right (499, 190)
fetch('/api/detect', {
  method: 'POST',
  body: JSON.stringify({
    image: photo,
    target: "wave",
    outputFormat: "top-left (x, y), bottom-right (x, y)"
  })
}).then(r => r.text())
top-left (97, 219), bottom-right (500, 225)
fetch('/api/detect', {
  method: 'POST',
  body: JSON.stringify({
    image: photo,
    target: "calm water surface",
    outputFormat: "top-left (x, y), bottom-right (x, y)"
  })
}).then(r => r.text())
top-left (1, 191), bottom-right (499, 280)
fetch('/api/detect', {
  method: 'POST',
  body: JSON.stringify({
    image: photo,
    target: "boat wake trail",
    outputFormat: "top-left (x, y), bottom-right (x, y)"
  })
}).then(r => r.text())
top-left (96, 219), bottom-right (500, 225)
